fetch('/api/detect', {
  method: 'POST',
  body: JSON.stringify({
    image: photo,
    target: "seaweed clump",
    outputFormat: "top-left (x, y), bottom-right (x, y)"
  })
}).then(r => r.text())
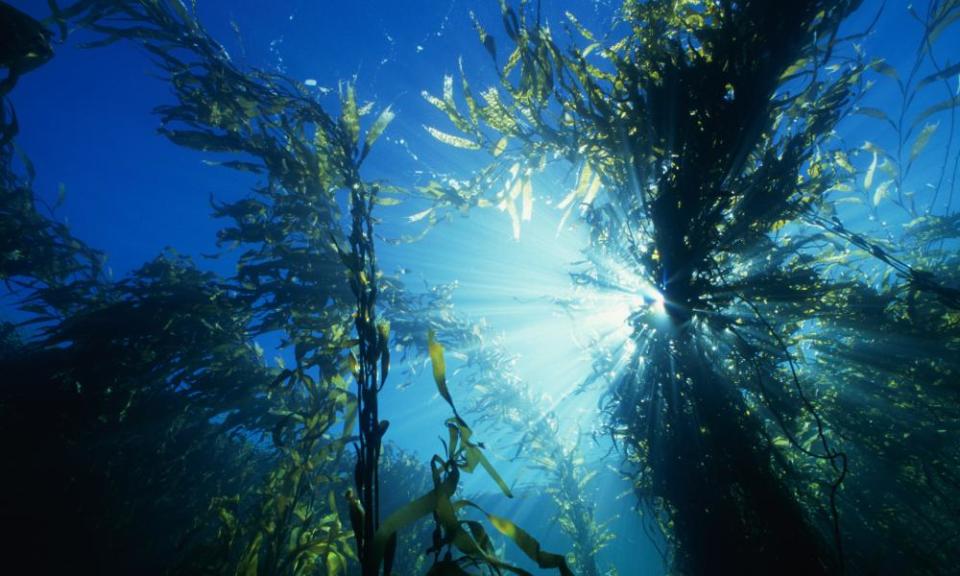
top-left (3, 0), bottom-right (960, 574)
top-left (419, 0), bottom-right (960, 573)
top-left (1, 1), bottom-right (574, 575)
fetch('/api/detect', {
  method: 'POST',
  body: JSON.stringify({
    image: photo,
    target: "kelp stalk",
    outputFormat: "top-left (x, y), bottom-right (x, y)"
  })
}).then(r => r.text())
top-left (418, 0), bottom-right (868, 571)
top-left (345, 173), bottom-right (392, 575)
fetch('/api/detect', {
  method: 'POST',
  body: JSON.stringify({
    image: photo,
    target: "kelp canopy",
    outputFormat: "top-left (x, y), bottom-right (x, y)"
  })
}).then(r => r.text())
top-left (417, 0), bottom-right (960, 573)
top-left (1, 0), bottom-right (959, 575)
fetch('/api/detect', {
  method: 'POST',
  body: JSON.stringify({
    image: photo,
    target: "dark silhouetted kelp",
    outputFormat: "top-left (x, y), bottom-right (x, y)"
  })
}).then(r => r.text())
top-left (419, 0), bottom-right (960, 574)
top-left (2, 1), bottom-right (572, 575)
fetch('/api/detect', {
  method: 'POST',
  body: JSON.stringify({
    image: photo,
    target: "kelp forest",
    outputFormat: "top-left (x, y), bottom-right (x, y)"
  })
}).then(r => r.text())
top-left (1, 0), bottom-right (959, 574)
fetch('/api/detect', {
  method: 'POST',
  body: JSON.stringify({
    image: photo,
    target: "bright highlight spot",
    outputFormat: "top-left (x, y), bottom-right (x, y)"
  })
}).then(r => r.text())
top-left (649, 289), bottom-right (666, 316)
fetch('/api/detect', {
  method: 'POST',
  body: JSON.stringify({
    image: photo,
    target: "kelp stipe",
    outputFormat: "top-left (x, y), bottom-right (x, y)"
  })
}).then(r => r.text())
top-left (0, 1), bottom-right (578, 574)
top-left (421, 1), bottom-right (866, 571)
top-left (4, 0), bottom-right (960, 573)
top-left (419, 0), bottom-right (960, 574)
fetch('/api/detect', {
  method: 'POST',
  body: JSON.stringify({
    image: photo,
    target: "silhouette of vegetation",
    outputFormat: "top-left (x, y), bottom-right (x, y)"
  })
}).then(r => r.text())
top-left (420, 0), bottom-right (960, 573)
top-left (2, 1), bottom-right (573, 575)
top-left (2, 0), bottom-right (959, 574)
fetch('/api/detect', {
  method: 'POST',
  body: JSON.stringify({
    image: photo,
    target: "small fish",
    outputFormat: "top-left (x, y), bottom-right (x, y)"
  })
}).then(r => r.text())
top-left (0, 2), bottom-right (54, 92)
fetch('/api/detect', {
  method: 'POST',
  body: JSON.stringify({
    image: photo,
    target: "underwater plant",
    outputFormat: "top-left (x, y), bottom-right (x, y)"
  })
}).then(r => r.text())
top-left (418, 0), bottom-right (960, 573)
top-left (0, 4), bottom-right (101, 310)
top-left (0, 2), bottom-right (54, 94)
top-left (2, 1), bottom-right (575, 574)
top-left (368, 330), bottom-right (573, 576)
top-left (3, 0), bottom-right (960, 574)
top-left (381, 275), bottom-right (615, 576)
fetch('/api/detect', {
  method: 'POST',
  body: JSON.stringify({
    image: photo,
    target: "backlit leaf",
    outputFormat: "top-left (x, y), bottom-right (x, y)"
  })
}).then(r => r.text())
top-left (362, 105), bottom-right (394, 158)
top-left (910, 122), bottom-right (939, 162)
top-left (870, 59), bottom-right (900, 83)
top-left (916, 61), bottom-right (960, 91)
top-left (427, 330), bottom-right (454, 410)
top-left (340, 83), bottom-right (360, 148)
top-left (834, 151), bottom-right (855, 174)
top-left (492, 137), bottom-right (508, 157)
top-left (912, 97), bottom-right (959, 129)
top-left (521, 178), bottom-right (533, 221)
top-left (424, 126), bottom-right (482, 150)
top-left (487, 514), bottom-right (574, 576)
top-left (873, 179), bottom-right (894, 206)
top-left (864, 151), bottom-right (877, 190)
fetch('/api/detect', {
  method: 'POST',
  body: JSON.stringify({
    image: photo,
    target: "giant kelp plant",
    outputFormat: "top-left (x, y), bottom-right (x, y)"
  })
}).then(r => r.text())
top-left (2, 0), bottom-right (960, 575)
top-left (1, 1), bottom-right (574, 575)
top-left (417, 0), bottom-right (960, 573)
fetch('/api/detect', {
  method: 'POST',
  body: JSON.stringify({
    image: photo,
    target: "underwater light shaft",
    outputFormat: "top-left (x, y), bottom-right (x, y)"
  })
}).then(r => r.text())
top-left (382, 206), bottom-right (651, 436)
top-left (5, 0), bottom-right (960, 574)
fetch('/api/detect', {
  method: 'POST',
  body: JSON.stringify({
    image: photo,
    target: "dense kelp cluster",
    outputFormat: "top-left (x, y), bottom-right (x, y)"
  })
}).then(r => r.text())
top-left (417, 0), bottom-right (960, 574)
top-left (1, 1), bottom-right (576, 575)
top-left (2, 0), bottom-right (960, 575)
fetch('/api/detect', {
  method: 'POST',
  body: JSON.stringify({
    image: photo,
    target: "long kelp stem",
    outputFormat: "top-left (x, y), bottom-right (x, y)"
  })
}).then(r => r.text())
top-left (419, 0), bottom-right (865, 571)
top-left (347, 174), bottom-right (388, 576)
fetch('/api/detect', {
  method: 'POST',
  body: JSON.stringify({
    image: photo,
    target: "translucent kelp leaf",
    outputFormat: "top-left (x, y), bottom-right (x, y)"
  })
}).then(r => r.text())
top-left (855, 106), bottom-right (896, 130)
top-left (443, 74), bottom-right (455, 108)
top-left (582, 42), bottom-right (601, 57)
top-left (456, 422), bottom-right (512, 497)
top-left (863, 151), bottom-right (877, 190)
top-left (916, 61), bottom-right (960, 91)
top-left (582, 173), bottom-right (601, 206)
top-left (558, 162), bottom-right (593, 210)
top-left (912, 97), bottom-right (959, 129)
top-left (357, 101), bottom-right (374, 116)
top-left (521, 177), bottom-right (533, 221)
top-left (910, 122), bottom-right (939, 162)
top-left (169, 0), bottom-right (193, 24)
top-left (780, 58), bottom-right (810, 80)
top-left (458, 58), bottom-right (480, 126)
top-left (503, 45), bottom-right (523, 78)
top-left (494, 163), bottom-right (524, 239)
top-left (423, 126), bottom-right (481, 149)
top-left (869, 59), bottom-right (901, 83)
top-left (421, 90), bottom-right (446, 112)
top-left (360, 105), bottom-right (394, 161)
top-left (339, 83), bottom-right (359, 148)
top-left (833, 150), bottom-right (855, 173)
top-left (555, 162), bottom-right (601, 235)
top-left (486, 513), bottom-right (574, 576)
top-left (479, 87), bottom-right (517, 133)
top-left (492, 136), bottom-right (508, 157)
top-left (565, 11), bottom-right (596, 41)
top-left (872, 179), bottom-right (894, 206)
top-left (422, 75), bottom-right (476, 136)
top-left (371, 472), bottom-right (456, 570)
top-left (407, 207), bottom-right (434, 223)
top-left (501, 192), bottom-right (521, 240)
top-left (326, 552), bottom-right (345, 576)
top-left (427, 330), bottom-right (453, 410)
top-left (929, 9), bottom-right (960, 43)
